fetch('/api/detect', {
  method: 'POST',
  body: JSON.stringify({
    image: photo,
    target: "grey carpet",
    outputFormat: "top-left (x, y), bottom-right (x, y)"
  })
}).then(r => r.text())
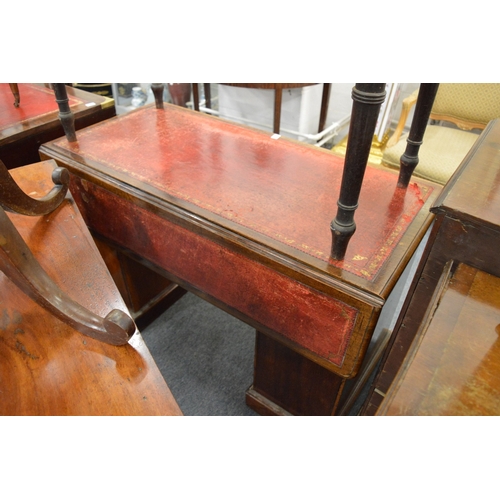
top-left (142, 292), bottom-right (258, 416)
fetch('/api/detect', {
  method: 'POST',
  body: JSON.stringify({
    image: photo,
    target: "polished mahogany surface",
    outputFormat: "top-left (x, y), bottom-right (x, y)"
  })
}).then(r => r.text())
top-left (378, 263), bottom-right (500, 416)
top-left (43, 103), bottom-right (437, 290)
top-left (0, 162), bottom-right (182, 415)
top-left (433, 119), bottom-right (500, 228)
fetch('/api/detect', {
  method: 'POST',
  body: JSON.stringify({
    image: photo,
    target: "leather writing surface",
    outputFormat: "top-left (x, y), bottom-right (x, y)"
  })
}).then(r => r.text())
top-left (53, 105), bottom-right (433, 281)
top-left (0, 83), bottom-right (83, 133)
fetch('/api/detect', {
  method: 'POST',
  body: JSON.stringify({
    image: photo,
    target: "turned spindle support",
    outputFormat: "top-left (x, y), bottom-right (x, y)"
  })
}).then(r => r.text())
top-left (397, 83), bottom-right (440, 188)
top-left (9, 83), bottom-right (20, 107)
top-left (151, 83), bottom-right (165, 109)
top-left (330, 83), bottom-right (386, 261)
top-left (52, 83), bottom-right (77, 142)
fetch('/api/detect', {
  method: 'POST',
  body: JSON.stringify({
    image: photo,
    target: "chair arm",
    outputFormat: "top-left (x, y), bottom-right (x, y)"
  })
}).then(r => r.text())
top-left (385, 89), bottom-right (418, 148)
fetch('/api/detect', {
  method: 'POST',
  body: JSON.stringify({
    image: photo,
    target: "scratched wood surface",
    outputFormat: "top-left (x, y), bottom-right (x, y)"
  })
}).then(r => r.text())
top-left (0, 162), bottom-right (182, 415)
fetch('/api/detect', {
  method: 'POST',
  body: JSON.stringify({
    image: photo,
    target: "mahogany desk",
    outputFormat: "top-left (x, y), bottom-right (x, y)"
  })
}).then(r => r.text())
top-left (39, 103), bottom-right (441, 415)
top-left (0, 83), bottom-right (115, 169)
top-left (0, 162), bottom-right (182, 415)
top-left (363, 119), bottom-right (500, 415)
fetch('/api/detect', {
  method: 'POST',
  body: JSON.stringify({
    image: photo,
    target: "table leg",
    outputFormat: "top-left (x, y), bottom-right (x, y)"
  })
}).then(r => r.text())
top-left (246, 331), bottom-right (346, 416)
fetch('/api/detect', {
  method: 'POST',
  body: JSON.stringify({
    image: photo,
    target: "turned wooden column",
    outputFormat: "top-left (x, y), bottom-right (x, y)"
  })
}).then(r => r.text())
top-left (52, 83), bottom-right (77, 142)
top-left (151, 83), bottom-right (165, 109)
top-left (9, 83), bottom-right (20, 107)
top-left (397, 83), bottom-right (440, 188)
top-left (330, 83), bottom-right (386, 260)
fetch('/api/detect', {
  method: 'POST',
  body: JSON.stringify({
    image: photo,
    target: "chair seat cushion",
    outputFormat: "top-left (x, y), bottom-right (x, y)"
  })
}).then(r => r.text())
top-left (382, 125), bottom-right (480, 184)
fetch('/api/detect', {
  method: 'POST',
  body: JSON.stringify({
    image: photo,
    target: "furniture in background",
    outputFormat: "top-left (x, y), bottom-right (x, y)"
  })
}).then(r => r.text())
top-left (362, 119), bottom-right (500, 415)
top-left (192, 83), bottom-right (332, 136)
top-left (0, 83), bottom-right (115, 169)
top-left (0, 160), bottom-right (182, 415)
top-left (383, 83), bottom-right (500, 185)
top-left (40, 84), bottom-right (440, 415)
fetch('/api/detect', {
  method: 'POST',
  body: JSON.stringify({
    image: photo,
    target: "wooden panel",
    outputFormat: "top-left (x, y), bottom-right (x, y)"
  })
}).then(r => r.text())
top-left (0, 162), bottom-right (182, 415)
top-left (248, 331), bottom-right (345, 416)
top-left (378, 263), bottom-right (500, 415)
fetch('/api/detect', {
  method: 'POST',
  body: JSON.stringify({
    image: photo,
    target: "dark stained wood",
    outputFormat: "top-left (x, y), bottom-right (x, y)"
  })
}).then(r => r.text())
top-left (362, 118), bottom-right (500, 415)
top-left (93, 235), bottom-right (187, 330)
top-left (378, 263), bottom-right (500, 415)
top-left (151, 83), bottom-right (164, 109)
top-left (39, 100), bottom-right (440, 415)
top-left (0, 83), bottom-right (115, 169)
top-left (247, 331), bottom-right (345, 416)
top-left (52, 83), bottom-right (76, 142)
top-left (397, 83), bottom-right (440, 188)
top-left (9, 83), bottom-right (20, 107)
top-left (318, 83), bottom-right (332, 133)
top-left (192, 83), bottom-right (200, 111)
top-left (330, 83), bottom-right (386, 260)
top-left (203, 83), bottom-right (211, 110)
top-left (0, 162), bottom-right (182, 415)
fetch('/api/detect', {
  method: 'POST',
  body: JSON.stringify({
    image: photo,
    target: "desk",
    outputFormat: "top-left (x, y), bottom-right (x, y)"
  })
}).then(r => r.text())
top-left (363, 119), bottom-right (500, 415)
top-left (40, 103), bottom-right (440, 415)
top-left (0, 162), bottom-right (182, 415)
top-left (0, 83), bottom-right (115, 169)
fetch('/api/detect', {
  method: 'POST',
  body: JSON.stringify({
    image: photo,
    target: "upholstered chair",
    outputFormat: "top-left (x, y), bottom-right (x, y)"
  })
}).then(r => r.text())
top-left (382, 84), bottom-right (500, 184)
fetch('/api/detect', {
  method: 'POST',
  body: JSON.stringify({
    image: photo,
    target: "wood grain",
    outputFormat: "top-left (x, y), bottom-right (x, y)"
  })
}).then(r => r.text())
top-left (0, 162), bottom-right (182, 415)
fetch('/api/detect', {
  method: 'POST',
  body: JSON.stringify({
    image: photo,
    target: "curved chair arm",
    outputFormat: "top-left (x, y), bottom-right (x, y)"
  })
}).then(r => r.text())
top-left (0, 159), bottom-right (70, 216)
top-left (385, 89), bottom-right (419, 148)
top-left (0, 205), bottom-right (136, 345)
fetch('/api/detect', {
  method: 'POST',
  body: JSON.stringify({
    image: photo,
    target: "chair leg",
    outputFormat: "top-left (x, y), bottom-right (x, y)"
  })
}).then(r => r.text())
top-left (192, 83), bottom-right (200, 111)
top-left (318, 83), bottom-right (331, 133)
top-left (330, 83), bottom-right (387, 261)
top-left (203, 83), bottom-right (211, 110)
top-left (273, 85), bottom-right (283, 134)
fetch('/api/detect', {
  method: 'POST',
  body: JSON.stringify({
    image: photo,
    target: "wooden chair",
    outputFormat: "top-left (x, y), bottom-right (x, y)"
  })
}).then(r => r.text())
top-left (191, 83), bottom-right (332, 135)
top-left (0, 159), bottom-right (182, 415)
top-left (39, 83), bottom-right (440, 415)
top-left (383, 83), bottom-right (500, 184)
